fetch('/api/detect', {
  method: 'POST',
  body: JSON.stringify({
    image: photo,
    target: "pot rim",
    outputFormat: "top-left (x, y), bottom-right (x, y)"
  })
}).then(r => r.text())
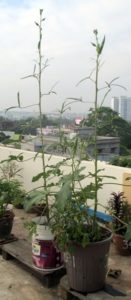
top-left (67, 228), bottom-right (113, 249)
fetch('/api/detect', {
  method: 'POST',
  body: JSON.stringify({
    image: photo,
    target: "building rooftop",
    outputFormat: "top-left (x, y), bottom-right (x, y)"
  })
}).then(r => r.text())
top-left (0, 207), bottom-right (131, 300)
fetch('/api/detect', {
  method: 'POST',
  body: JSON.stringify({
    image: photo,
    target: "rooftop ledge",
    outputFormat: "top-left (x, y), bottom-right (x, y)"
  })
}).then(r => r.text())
top-left (0, 146), bottom-right (131, 210)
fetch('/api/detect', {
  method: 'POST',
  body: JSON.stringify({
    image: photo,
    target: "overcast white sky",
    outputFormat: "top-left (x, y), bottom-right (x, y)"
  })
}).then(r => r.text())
top-left (0, 0), bottom-right (131, 114)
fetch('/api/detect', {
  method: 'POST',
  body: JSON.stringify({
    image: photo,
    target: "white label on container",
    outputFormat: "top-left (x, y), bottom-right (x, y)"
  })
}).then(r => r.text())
top-left (32, 243), bottom-right (40, 256)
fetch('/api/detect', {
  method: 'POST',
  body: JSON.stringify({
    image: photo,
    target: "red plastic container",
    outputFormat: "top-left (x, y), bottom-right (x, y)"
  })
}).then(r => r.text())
top-left (32, 220), bottom-right (63, 270)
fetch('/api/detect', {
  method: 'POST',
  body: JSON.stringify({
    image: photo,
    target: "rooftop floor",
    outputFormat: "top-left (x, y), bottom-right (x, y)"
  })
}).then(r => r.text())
top-left (0, 208), bottom-right (131, 300)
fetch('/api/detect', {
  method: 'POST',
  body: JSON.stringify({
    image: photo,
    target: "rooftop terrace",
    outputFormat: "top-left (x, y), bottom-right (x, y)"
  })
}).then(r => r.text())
top-left (0, 146), bottom-right (131, 299)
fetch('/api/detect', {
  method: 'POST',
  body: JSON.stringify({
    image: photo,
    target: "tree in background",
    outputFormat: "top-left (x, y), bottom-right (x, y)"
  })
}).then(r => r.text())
top-left (85, 106), bottom-right (131, 154)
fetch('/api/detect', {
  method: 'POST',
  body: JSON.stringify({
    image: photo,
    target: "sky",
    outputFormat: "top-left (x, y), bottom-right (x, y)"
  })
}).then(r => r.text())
top-left (0, 0), bottom-right (131, 114)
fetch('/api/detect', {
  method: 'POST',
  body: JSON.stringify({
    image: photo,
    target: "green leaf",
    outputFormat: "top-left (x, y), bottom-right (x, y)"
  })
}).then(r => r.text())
top-left (40, 9), bottom-right (43, 15)
top-left (17, 92), bottom-right (21, 107)
top-left (24, 191), bottom-right (46, 211)
top-left (91, 42), bottom-right (96, 47)
top-left (0, 154), bottom-right (23, 163)
top-left (124, 223), bottom-right (131, 241)
top-left (99, 175), bottom-right (116, 180)
top-left (33, 152), bottom-right (39, 161)
top-left (35, 22), bottom-right (39, 27)
top-left (93, 29), bottom-right (98, 36)
top-left (32, 172), bottom-right (44, 182)
top-left (56, 181), bottom-right (72, 211)
top-left (99, 35), bottom-right (105, 54)
top-left (38, 41), bottom-right (40, 50)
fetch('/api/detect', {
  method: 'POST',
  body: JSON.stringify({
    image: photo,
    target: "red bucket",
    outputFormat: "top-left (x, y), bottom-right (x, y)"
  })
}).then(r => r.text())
top-left (32, 222), bottom-right (63, 270)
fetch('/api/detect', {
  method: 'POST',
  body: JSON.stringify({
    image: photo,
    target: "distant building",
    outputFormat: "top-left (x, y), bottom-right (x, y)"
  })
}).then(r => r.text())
top-left (2, 131), bottom-right (15, 138)
top-left (87, 136), bottom-right (120, 162)
top-left (21, 136), bottom-right (59, 153)
top-left (21, 126), bottom-right (120, 162)
top-left (77, 127), bottom-right (120, 162)
top-left (75, 127), bottom-right (94, 138)
top-left (111, 96), bottom-right (131, 121)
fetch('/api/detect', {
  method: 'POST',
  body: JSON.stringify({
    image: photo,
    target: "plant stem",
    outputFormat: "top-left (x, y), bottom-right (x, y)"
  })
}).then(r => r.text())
top-left (93, 47), bottom-right (99, 228)
top-left (38, 10), bottom-right (49, 221)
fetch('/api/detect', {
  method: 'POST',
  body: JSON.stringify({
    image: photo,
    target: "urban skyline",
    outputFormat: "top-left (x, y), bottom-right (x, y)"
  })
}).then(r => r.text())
top-left (111, 96), bottom-right (131, 122)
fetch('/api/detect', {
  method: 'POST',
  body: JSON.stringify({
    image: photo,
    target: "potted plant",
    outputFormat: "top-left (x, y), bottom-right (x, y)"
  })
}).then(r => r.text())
top-left (0, 187), bottom-right (14, 239)
top-left (108, 191), bottom-right (131, 255)
top-left (50, 30), bottom-right (116, 293)
top-left (0, 204), bottom-right (14, 240)
top-left (13, 9), bottom-right (64, 271)
top-left (0, 157), bottom-right (26, 209)
top-left (0, 156), bottom-right (26, 239)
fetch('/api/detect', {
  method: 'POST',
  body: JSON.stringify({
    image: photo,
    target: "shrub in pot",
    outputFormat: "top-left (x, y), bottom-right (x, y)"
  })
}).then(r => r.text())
top-left (50, 179), bottom-right (112, 292)
top-left (108, 192), bottom-right (131, 255)
top-left (0, 157), bottom-right (26, 209)
top-left (0, 157), bottom-right (26, 238)
top-left (0, 194), bottom-right (14, 239)
top-left (50, 30), bottom-right (115, 293)
top-left (0, 179), bottom-right (26, 209)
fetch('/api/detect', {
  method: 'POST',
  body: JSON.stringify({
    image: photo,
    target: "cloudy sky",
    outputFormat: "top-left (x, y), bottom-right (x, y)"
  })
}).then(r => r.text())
top-left (0, 0), bottom-right (131, 114)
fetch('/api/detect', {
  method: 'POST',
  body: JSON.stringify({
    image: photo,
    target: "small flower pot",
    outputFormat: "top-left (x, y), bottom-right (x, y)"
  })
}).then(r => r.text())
top-left (0, 209), bottom-right (14, 239)
top-left (113, 233), bottom-right (131, 256)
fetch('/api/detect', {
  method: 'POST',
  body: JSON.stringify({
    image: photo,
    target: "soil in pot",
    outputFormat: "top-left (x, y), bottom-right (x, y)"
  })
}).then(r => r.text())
top-left (113, 233), bottom-right (131, 256)
top-left (64, 228), bottom-right (112, 293)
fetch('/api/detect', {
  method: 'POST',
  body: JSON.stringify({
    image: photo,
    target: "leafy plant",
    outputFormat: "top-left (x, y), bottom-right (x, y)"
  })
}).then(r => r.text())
top-left (50, 30), bottom-right (118, 251)
top-left (11, 9), bottom-right (66, 222)
top-left (110, 156), bottom-right (131, 167)
top-left (108, 192), bottom-right (131, 237)
top-left (0, 156), bottom-right (26, 210)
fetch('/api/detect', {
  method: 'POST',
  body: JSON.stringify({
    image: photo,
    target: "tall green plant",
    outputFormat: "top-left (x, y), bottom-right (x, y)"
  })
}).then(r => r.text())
top-left (36, 9), bottom-right (49, 220)
top-left (92, 30), bottom-right (105, 227)
top-left (6, 10), bottom-right (65, 222)
top-left (50, 30), bottom-right (124, 249)
top-left (23, 10), bottom-right (66, 222)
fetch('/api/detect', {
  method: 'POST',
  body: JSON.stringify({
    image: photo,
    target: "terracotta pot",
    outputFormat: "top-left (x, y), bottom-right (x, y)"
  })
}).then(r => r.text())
top-left (113, 233), bottom-right (131, 256)
top-left (0, 210), bottom-right (14, 239)
top-left (64, 228), bottom-right (112, 293)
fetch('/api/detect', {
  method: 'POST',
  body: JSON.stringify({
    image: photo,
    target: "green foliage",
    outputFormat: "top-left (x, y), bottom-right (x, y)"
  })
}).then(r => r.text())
top-left (21, 10), bottom-right (65, 221)
top-left (24, 191), bottom-right (47, 212)
top-left (0, 158), bottom-right (26, 212)
top-left (125, 223), bottom-right (131, 241)
top-left (108, 192), bottom-right (131, 237)
top-left (0, 114), bottom-right (70, 137)
top-left (85, 106), bottom-right (131, 152)
top-left (24, 220), bottom-right (36, 236)
top-left (110, 156), bottom-right (131, 167)
top-left (50, 30), bottom-right (116, 250)
top-left (0, 179), bottom-right (26, 211)
top-left (12, 11), bottom-right (122, 251)
top-left (51, 197), bottom-right (101, 250)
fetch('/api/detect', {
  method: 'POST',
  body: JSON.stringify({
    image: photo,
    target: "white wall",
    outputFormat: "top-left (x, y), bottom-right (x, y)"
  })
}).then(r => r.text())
top-left (0, 146), bottom-right (130, 212)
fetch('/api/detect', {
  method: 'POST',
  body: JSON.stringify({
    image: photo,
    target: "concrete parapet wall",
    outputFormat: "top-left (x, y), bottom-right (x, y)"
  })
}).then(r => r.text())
top-left (0, 146), bottom-right (130, 211)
